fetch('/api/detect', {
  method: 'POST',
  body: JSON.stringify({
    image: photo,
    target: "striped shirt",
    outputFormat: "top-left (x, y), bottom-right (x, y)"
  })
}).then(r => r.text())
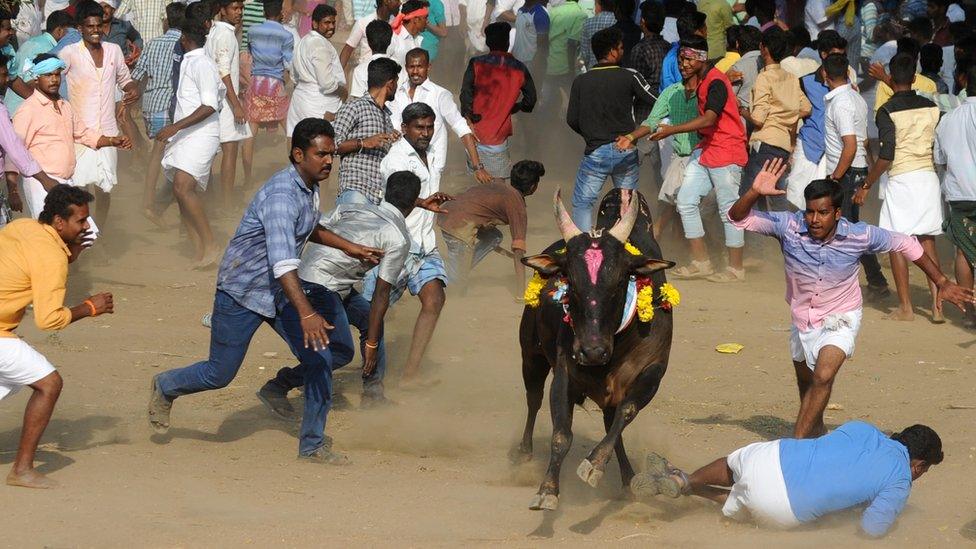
top-left (116, 0), bottom-right (171, 42)
top-left (132, 28), bottom-right (181, 115)
top-left (241, 0), bottom-right (266, 50)
top-left (731, 210), bottom-right (923, 330)
top-left (248, 20), bottom-right (294, 80)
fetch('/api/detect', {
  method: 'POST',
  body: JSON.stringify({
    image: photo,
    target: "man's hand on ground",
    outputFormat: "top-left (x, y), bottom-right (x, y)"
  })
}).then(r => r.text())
top-left (87, 292), bottom-right (114, 315)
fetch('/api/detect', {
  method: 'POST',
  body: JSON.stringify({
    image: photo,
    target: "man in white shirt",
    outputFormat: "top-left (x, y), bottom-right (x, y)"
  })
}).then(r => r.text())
top-left (803, 0), bottom-right (833, 39)
top-left (935, 67), bottom-right (976, 325)
top-left (206, 0), bottom-right (251, 211)
top-left (822, 53), bottom-right (889, 298)
top-left (350, 20), bottom-right (394, 99)
top-left (155, 19), bottom-right (224, 268)
top-left (286, 4), bottom-right (345, 135)
top-left (339, 0), bottom-right (401, 68)
top-left (366, 102), bottom-right (452, 387)
top-left (388, 0), bottom-right (428, 67)
top-left (389, 47), bottom-right (491, 182)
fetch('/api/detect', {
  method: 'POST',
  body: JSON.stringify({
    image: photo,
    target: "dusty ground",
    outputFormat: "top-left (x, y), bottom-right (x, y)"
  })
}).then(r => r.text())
top-left (2, 31), bottom-right (976, 549)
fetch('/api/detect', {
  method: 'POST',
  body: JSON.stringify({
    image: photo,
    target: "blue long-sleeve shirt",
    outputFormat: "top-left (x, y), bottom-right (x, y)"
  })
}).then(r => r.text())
top-left (779, 421), bottom-right (913, 537)
top-left (247, 20), bottom-right (294, 81)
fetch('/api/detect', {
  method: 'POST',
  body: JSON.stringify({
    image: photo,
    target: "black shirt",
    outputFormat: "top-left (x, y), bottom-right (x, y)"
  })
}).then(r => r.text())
top-left (566, 63), bottom-right (656, 154)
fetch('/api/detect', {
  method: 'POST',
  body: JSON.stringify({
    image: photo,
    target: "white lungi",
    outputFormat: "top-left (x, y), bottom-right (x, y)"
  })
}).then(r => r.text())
top-left (789, 309), bottom-right (862, 369)
top-left (878, 169), bottom-right (943, 236)
top-left (723, 440), bottom-right (801, 529)
top-left (73, 145), bottom-right (119, 193)
top-left (0, 338), bottom-right (56, 400)
top-left (21, 175), bottom-right (101, 239)
top-left (218, 98), bottom-right (253, 143)
top-left (459, 0), bottom-right (487, 53)
top-left (162, 133), bottom-right (221, 191)
top-left (286, 85), bottom-right (343, 137)
top-left (785, 144), bottom-right (827, 211)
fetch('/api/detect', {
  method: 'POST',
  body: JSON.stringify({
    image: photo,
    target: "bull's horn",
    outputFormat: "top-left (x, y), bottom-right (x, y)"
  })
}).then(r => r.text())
top-left (608, 190), bottom-right (638, 243)
top-left (553, 188), bottom-right (583, 241)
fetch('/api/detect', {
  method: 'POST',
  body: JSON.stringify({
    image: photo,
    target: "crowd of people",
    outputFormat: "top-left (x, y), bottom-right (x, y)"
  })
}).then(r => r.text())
top-left (0, 0), bottom-right (974, 539)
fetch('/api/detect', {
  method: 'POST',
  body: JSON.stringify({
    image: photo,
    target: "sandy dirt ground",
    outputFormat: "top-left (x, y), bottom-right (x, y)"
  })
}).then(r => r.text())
top-left (2, 31), bottom-right (976, 549)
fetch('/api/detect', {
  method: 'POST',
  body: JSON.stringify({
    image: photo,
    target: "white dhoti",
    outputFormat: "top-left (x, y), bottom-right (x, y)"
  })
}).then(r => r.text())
top-left (0, 338), bottom-right (57, 401)
top-left (218, 98), bottom-right (253, 143)
top-left (878, 169), bottom-right (944, 236)
top-left (286, 85), bottom-right (343, 137)
top-left (460, 0), bottom-right (487, 53)
top-left (785, 145), bottom-right (827, 210)
top-left (21, 174), bottom-right (100, 239)
top-left (722, 440), bottom-right (801, 529)
top-left (73, 145), bottom-right (118, 193)
top-left (161, 131), bottom-right (221, 191)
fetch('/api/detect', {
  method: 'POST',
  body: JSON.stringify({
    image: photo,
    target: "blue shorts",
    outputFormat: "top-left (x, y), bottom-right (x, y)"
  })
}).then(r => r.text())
top-left (143, 111), bottom-right (171, 139)
top-left (362, 250), bottom-right (448, 305)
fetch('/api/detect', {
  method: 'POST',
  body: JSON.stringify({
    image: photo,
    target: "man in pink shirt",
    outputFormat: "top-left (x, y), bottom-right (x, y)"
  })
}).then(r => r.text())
top-left (13, 54), bottom-right (130, 226)
top-left (57, 1), bottom-right (139, 230)
top-left (728, 159), bottom-right (973, 439)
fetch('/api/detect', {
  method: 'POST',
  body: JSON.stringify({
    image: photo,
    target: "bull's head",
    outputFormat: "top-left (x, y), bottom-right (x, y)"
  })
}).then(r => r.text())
top-left (523, 189), bottom-right (675, 366)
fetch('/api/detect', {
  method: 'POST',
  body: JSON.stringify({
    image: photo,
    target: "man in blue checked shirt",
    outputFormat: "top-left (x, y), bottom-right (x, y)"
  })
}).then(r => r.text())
top-left (147, 119), bottom-right (385, 463)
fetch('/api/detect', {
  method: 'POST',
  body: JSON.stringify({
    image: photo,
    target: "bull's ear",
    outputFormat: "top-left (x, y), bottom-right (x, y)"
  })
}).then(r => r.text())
top-left (630, 257), bottom-right (676, 276)
top-left (522, 254), bottom-right (563, 275)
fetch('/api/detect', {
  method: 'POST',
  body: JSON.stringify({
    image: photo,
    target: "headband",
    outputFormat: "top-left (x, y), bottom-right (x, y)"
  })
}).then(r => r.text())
top-left (679, 47), bottom-right (708, 62)
top-left (21, 57), bottom-right (67, 83)
top-left (391, 7), bottom-right (429, 33)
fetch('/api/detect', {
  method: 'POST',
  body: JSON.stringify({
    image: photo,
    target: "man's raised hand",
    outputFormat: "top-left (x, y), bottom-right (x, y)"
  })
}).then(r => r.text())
top-left (751, 157), bottom-right (788, 196)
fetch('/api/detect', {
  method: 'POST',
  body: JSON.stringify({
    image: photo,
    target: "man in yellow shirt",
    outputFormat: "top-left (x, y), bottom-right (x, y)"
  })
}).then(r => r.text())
top-left (870, 37), bottom-right (939, 111)
top-left (0, 185), bottom-right (114, 489)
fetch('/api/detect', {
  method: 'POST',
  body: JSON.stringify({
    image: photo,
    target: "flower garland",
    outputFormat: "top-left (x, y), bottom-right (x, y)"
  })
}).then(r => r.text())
top-left (524, 272), bottom-right (546, 307)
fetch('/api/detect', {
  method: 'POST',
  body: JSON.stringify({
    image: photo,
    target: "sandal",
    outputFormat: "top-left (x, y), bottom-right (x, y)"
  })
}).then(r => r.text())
top-left (706, 267), bottom-right (745, 283)
top-left (670, 260), bottom-right (715, 279)
top-left (642, 452), bottom-right (689, 498)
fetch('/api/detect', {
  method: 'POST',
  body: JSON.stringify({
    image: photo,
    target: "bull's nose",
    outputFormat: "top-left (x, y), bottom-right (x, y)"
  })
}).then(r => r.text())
top-left (578, 345), bottom-right (610, 365)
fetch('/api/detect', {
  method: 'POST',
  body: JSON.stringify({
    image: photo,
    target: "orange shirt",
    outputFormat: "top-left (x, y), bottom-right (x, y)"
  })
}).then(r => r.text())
top-left (0, 219), bottom-right (73, 338)
top-left (12, 90), bottom-right (101, 179)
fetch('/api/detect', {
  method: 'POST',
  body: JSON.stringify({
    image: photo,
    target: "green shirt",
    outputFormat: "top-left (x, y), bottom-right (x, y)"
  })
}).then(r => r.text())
top-left (699, 0), bottom-right (732, 60)
top-left (641, 82), bottom-right (700, 156)
top-left (420, 0), bottom-right (446, 60)
top-left (547, 1), bottom-right (587, 76)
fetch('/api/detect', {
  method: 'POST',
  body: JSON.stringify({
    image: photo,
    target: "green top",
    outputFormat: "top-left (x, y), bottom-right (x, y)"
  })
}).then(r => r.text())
top-left (420, 0), bottom-right (446, 60)
top-left (641, 82), bottom-right (700, 157)
top-left (546, 1), bottom-right (587, 76)
top-left (699, 0), bottom-right (732, 60)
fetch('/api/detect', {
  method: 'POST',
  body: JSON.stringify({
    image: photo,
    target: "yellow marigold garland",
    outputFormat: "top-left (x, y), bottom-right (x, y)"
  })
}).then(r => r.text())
top-left (659, 282), bottom-right (681, 309)
top-left (624, 241), bottom-right (641, 256)
top-left (524, 272), bottom-right (546, 308)
top-left (636, 285), bottom-right (655, 322)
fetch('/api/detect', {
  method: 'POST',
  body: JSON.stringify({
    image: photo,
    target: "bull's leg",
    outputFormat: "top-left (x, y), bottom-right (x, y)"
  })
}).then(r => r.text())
top-left (578, 365), bottom-right (666, 488)
top-left (512, 354), bottom-right (551, 463)
top-left (529, 363), bottom-right (574, 511)
top-left (603, 407), bottom-right (635, 488)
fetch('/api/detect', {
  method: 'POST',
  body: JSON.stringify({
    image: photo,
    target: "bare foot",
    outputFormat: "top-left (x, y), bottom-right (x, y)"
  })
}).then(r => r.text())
top-left (886, 308), bottom-right (915, 321)
top-left (142, 208), bottom-right (166, 229)
top-left (193, 247), bottom-right (222, 270)
top-left (931, 300), bottom-right (946, 324)
top-left (399, 376), bottom-right (442, 391)
top-left (7, 468), bottom-right (58, 489)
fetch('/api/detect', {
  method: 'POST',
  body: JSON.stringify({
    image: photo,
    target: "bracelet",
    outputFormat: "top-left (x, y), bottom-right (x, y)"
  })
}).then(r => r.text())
top-left (364, 340), bottom-right (379, 349)
top-left (301, 312), bottom-right (317, 320)
top-left (624, 133), bottom-right (635, 141)
top-left (84, 299), bottom-right (97, 317)
top-left (476, 162), bottom-right (485, 170)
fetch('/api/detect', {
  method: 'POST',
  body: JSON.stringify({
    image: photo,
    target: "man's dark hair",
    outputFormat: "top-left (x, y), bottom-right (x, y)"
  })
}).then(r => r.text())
top-left (748, 0), bottom-right (775, 21)
top-left (891, 425), bottom-right (944, 465)
top-left (365, 19), bottom-right (393, 53)
top-left (724, 24), bottom-right (741, 51)
top-left (0, 54), bottom-right (8, 73)
top-left (889, 52), bottom-right (917, 85)
top-left (736, 25), bottom-right (761, 53)
top-left (263, 0), bottom-right (283, 18)
top-left (803, 178), bottom-right (843, 210)
top-left (401, 101), bottom-right (435, 125)
top-left (788, 25), bottom-right (811, 53)
top-left (639, 1), bottom-right (664, 34)
top-left (823, 52), bottom-right (848, 81)
top-left (312, 3), bottom-right (337, 21)
top-left (615, 0), bottom-right (635, 22)
top-left (32, 52), bottom-right (60, 65)
top-left (948, 20), bottom-right (972, 43)
top-left (401, 0), bottom-right (426, 14)
top-left (510, 160), bottom-right (545, 194)
top-left (76, 0), bottom-right (105, 22)
top-left (815, 29), bottom-right (846, 55)
top-left (185, 0), bottom-right (213, 27)
top-left (675, 11), bottom-right (705, 41)
top-left (761, 26), bottom-right (790, 62)
top-left (967, 64), bottom-right (976, 96)
top-left (217, 0), bottom-right (242, 9)
top-left (405, 46), bottom-right (429, 64)
top-left (0, 8), bottom-right (10, 22)
top-left (906, 16), bottom-right (933, 42)
top-left (591, 26), bottom-right (623, 60)
top-left (164, 3), bottom-right (185, 29)
top-left (366, 56), bottom-right (401, 89)
top-left (182, 18), bottom-right (208, 47)
top-left (927, 0), bottom-right (950, 12)
top-left (39, 185), bottom-right (94, 224)
top-left (485, 21), bottom-right (511, 51)
top-left (46, 10), bottom-right (74, 33)
top-left (384, 171), bottom-right (422, 210)
top-left (596, 0), bottom-right (617, 14)
top-left (679, 36), bottom-right (708, 53)
top-left (920, 43), bottom-right (943, 73)
top-left (290, 118), bottom-right (335, 163)
top-left (663, 0), bottom-right (684, 17)
top-left (896, 36), bottom-right (921, 62)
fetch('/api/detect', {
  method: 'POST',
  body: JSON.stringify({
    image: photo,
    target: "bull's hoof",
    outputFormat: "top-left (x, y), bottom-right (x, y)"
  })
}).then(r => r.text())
top-left (577, 458), bottom-right (604, 487)
top-left (528, 492), bottom-right (559, 511)
top-left (508, 445), bottom-right (533, 464)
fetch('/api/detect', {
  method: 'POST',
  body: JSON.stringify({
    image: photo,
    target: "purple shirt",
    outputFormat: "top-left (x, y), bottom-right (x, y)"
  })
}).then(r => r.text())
top-left (0, 102), bottom-right (42, 177)
top-left (732, 210), bottom-right (923, 330)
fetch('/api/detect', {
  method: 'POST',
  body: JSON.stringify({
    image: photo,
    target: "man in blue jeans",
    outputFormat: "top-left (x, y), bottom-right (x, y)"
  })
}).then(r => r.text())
top-left (263, 171), bottom-right (419, 464)
top-left (147, 119), bottom-right (383, 463)
top-left (566, 26), bottom-right (655, 230)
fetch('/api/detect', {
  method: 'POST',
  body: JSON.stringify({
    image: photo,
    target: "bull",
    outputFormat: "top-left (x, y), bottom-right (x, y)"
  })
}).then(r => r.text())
top-left (515, 188), bottom-right (675, 511)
